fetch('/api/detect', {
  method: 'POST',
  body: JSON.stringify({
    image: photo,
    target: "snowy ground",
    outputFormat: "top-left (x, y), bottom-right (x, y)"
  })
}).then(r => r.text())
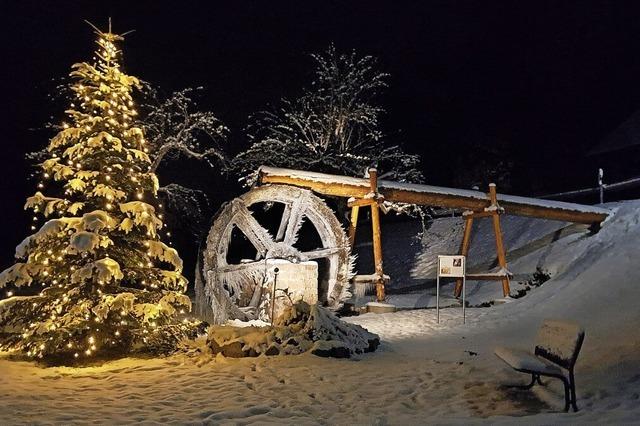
top-left (1, 200), bottom-right (640, 424)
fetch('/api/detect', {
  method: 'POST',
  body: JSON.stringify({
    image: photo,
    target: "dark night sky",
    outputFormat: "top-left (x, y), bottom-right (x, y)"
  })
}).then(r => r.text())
top-left (2, 1), bottom-right (640, 276)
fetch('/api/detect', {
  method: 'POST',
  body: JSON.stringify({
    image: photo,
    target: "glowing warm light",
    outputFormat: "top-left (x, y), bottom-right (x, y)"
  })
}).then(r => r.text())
top-left (1, 25), bottom-right (194, 364)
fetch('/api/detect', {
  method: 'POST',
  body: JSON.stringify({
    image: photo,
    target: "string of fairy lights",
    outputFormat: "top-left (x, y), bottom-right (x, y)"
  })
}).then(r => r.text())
top-left (27, 32), bottom-right (173, 246)
top-left (3, 27), bottom-right (195, 361)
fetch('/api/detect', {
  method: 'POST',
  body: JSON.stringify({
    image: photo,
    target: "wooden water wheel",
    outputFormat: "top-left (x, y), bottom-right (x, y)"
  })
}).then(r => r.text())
top-left (195, 184), bottom-right (353, 324)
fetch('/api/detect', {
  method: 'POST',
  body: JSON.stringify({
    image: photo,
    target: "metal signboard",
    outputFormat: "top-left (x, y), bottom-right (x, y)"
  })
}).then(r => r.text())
top-left (437, 255), bottom-right (466, 323)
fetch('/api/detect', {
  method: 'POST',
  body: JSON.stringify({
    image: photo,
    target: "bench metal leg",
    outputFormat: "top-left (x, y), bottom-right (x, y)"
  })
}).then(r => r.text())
top-left (507, 374), bottom-right (537, 390)
top-left (505, 370), bottom-right (578, 412)
top-left (569, 371), bottom-right (578, 412)
top-left (561, 377), bottom-right (571, 412)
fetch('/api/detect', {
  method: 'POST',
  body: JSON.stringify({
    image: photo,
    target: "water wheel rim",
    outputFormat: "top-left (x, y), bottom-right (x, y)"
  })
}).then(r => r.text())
top-left (201, 185), bottom-right (352, 321)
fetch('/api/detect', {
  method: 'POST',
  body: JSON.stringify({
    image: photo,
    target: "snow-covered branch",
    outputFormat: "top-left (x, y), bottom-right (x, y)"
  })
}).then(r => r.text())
top-left (233, 45), bottom-right (424, 190)
top-left (157, 183), bottom-right (212, 242)
top-left (140, 86), bottom-right (229, 173)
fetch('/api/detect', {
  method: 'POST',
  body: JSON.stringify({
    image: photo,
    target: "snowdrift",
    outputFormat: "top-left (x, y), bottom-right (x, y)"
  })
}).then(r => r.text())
top-left (1, 201), bottom-right (638, 423)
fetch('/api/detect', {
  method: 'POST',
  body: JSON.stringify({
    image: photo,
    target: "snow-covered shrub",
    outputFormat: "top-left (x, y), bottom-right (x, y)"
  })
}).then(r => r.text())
top-left (512, 267), bottom-right (552, 299)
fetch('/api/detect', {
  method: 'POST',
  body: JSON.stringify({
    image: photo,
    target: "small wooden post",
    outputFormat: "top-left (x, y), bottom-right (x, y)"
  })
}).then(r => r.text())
top-left (598, 168), bottom-right (604, 204)
top-left (454, 215), bottom-right (474, 297)
top-left (348, 205), bottom-right (360, 247)
top-left (368, 168), bottom-right (385, 302)
top-left (488, 184), bottom-right (510, 297)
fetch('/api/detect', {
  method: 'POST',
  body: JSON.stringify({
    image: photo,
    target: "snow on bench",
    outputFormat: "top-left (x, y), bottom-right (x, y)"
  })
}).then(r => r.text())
top-left (495, 319), bottom-right (585, 412)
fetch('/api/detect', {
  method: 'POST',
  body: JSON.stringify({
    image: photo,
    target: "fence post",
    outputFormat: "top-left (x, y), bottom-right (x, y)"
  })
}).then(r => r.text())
top-left (598, 168), bottom-right (604, 204)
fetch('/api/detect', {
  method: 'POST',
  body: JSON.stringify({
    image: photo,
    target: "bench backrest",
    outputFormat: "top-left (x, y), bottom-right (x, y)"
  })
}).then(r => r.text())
top-left (534, 319), bottom-right (585, 370)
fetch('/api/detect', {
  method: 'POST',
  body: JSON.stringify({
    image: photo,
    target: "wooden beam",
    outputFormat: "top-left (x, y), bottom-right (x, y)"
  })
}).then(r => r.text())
top-left (259, 168), bottom-right (370, 198)
top-left (466, 273), bottom-right (512, 281)
top-left (454, 215), bottom-right (474, 297)
top-left (496, 199), bottom-right (605, 224)
top-left (258, 166), bottom-right (609, 225)
top-left (489, 184), bottom-right (511, 297)
top-left (347, 198), bottom-right (377, 208)
top-left (462, 210), bottom-right (499, 219)
top-left (348, 205), bottom-right (359, 247)
top-left (368, 168), bottom-right (386, 302)
top-left (352, 274), bottom-right (390, 284)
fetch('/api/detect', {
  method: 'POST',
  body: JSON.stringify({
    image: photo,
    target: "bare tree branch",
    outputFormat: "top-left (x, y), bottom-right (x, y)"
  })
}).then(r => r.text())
top-left (140, 85), bottom-right (229, 174)
top-left (233, 45), bottom-right (424, 191)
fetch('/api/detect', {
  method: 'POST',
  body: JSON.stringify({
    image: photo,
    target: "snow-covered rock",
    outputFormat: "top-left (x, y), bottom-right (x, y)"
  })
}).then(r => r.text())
top-left (207, 301), bottom-right (379, 358)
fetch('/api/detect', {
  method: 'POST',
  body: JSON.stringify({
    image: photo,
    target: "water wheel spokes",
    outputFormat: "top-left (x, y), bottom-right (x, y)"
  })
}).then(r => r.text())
top-left (197, 185), bottom-right (353, 324)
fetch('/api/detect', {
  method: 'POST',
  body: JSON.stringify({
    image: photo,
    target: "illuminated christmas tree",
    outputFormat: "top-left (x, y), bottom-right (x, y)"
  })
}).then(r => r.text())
top-left (0, 23), bottom-right (197, 363)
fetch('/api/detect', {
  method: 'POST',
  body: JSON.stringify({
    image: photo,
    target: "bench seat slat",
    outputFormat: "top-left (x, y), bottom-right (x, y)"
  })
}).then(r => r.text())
top-left (535, 320), bottom-right (584, 369)
top-left (494, 346), bottom-right (564, 376)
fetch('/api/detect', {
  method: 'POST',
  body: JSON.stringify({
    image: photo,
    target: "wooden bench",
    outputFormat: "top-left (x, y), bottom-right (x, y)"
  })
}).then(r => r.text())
top-left (494, 319), bottom-right (585, 412)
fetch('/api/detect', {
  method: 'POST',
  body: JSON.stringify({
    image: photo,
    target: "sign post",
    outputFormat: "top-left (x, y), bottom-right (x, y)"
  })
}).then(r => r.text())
top-left (437, 255), bottom-right (466, 324)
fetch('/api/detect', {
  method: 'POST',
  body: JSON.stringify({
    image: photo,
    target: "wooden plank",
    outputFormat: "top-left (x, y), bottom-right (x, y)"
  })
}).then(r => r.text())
top-left (275, 203), bottom-right (292, 242)
top-left (258, 166), bottom-right (609, 225)
top-left (462, 210), bottom-right (498, 219)
top-left (368, 168), bottom-right (386, 302)
top-left (302, 247), bottom-right (344, 260)
top-left (466, 273), bottom-right (512, 281)
top-left (348, 206), bottom-right (359, 247)
top-left (489, 184), bottom-right (511, 297)
top-left (259, 170), bottom-right (370, 198)
top-left (496, 200), bottom-right (605, 224)
top-left (352, 274), bottom-right (390, 283)
top-left (347, 198), bottom-right (377, 208)
top-left (282, 191), bottom-right (308, 245)
top-left (231, 200), bottom-right (274, 257)
top-left (454, 215), bottom-right (474, 297)
top-left (380, 187), bottom-right (489, 210)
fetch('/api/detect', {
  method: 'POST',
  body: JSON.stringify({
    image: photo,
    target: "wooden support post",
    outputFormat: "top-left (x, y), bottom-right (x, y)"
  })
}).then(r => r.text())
top-left (368, 168), bottom-right (385, 302)
top-left (348, 205), bottom-right (360, 247)
top-left (454, 215), bottom-right (474, 297)
top-left (489, 184), bottom-right (511, 297)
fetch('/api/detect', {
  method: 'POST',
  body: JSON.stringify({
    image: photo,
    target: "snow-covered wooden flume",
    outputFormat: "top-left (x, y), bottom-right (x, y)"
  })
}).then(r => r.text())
top-left (257, 166), bottom-right (610, 225)
top-left (257, 166), bottom-right (610, 302)
top-left (195, 165), bottom-right (610, 324)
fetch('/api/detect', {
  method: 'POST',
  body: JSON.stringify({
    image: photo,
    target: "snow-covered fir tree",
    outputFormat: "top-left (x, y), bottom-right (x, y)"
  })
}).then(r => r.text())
top-left (0, 25), bottom-right (199, 363)
top-left (233, 45), bottom-right (424, 186)
top-left (31, 84), bottom-right (229, 244)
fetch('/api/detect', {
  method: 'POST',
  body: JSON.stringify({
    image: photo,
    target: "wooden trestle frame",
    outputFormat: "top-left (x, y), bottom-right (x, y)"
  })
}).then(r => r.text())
top-left (257, 166), bottom-right (610, 303)
top-left (346, 169), bottom-right (386, 302)
top-left (453, 183), bottom-right (510, 298)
